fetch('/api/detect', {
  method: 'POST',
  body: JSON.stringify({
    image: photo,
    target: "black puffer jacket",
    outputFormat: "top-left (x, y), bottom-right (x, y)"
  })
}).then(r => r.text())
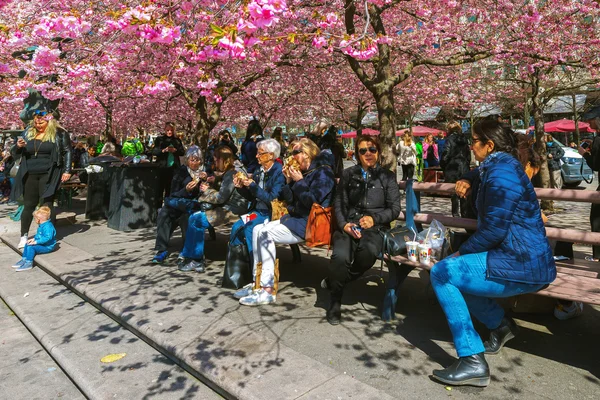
top-left (334, 164), bottom-right (401, 231)
top-left (440, 132), bottom-right (471, 183)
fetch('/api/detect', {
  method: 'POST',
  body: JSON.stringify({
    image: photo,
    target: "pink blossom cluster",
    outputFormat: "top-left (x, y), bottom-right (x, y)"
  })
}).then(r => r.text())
top-left (32, 16), bottom-right (91, 39)
top-left (139, 25), bottom-right (181, 44)
top-left (248, 0), bottom-right (287, 29)
top-left (32, 46), bottom-right (61, 70)
top-left (142, 80), bottom-right (175, 95)
top-left (339, 39), bottom-right (378, 61)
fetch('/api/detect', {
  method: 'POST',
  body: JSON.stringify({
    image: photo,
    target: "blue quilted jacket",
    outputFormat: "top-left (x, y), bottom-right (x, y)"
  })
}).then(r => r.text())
top-left (459, 152), bottom-right (556, 284)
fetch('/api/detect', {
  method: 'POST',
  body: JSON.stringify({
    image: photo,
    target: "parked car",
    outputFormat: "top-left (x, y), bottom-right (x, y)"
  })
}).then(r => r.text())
top-left (555, 139), bottom-right (594, 188)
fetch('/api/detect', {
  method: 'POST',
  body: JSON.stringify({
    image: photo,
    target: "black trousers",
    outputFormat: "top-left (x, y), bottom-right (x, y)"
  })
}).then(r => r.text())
top-left (451, 194), bottom-right (468, 218)
top-left (328, 229), bottom-right (383, 300)
top-left (22, 173), bottom-right (55, 236)
top-left (401, 164), bottom-right (415, 181)
top-left (591, 184), bottom-right (600, 259)
top-left (158, 167), bottom-right (175, 206)
top-left (154, 205), bottom-right (189, 252)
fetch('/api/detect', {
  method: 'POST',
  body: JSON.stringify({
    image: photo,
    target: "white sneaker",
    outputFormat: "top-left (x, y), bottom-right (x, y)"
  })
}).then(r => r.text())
top-left (17, 235), bottom-right (27, 250)
top-left (239, 289), bottom-right (276, 306)
top-left (233, 283), bottom-right (255, 299)
top-left (554, 301), bottom-right (583, 320)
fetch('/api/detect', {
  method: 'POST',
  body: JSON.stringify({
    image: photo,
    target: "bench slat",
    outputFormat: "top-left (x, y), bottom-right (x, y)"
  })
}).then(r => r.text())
top-left (399, 181), bottom-right (600, 204)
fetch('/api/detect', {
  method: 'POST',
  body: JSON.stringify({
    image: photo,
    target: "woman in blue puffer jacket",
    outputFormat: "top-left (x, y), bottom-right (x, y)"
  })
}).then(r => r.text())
top-left (430, 120), bottom-right (556, 388)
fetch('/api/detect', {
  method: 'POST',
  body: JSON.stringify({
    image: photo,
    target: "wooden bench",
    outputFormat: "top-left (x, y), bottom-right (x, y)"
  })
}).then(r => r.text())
top-left (380, 181), bottom-right (600, 320)
top-left (57, 182), bottom-right (87, 208)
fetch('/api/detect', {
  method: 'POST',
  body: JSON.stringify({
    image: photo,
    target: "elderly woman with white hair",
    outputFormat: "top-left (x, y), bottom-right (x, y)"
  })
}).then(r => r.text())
top-left (152, 145), bottom-right (208, 264)
top-left (229, 139), bottom-right (286, 269)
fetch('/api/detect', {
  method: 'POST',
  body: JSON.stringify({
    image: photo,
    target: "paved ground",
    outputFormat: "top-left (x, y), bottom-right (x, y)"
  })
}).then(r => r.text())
top-left (0, 300), bottom-right (84, 400)
top-left (0, 168), bottom-right (598, 399)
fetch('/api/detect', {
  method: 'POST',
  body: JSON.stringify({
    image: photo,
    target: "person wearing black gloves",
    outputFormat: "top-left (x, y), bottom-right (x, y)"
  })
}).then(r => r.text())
top-left (152, 122), bottom-right (185, 201)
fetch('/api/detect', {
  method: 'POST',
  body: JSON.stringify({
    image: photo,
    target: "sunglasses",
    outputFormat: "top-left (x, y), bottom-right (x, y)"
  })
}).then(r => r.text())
top-left (33, 110), bottom-right (50, 117)
top-left (358, 146), bottom-right (378, 155)
top-left (292, 149), bottom-right (303, 156)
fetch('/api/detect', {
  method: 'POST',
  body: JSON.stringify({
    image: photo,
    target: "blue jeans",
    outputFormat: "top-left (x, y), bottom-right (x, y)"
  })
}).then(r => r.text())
top-left (430, 252), bottom-right (544, 357)
top-left (180, 211), bottom-right (210, 260)
top-left (230, 211), bottom-right (270, 260)
top-left (23, 244), bottom-right (54, 261)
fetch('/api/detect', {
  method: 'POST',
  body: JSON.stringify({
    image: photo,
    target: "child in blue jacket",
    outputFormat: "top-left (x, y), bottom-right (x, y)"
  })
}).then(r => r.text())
top-left (12, 206), bottom-right (56, 272)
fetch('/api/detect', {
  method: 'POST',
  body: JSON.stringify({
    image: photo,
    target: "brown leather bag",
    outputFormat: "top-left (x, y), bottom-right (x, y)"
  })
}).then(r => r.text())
top-left (305, 203), bottom-right (334, 247)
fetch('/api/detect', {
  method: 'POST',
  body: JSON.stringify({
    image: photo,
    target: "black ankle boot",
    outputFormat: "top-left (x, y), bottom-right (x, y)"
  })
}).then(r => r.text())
top-left (432, 353), bottom-right (490, 387)
top-left (484, 317), bottom-right (519, 355)
top-left (326, 299), bottom-right (341, 326)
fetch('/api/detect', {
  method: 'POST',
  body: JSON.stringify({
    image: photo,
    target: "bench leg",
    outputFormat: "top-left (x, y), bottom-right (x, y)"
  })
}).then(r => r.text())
top-left (382, 261), bottom-right (415, 321)
top-left (290, 244), bottom-right (302, 263)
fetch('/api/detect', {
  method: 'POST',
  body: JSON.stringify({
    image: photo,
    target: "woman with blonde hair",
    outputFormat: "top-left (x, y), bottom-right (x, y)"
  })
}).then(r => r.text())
top-left (396, 132), bottom-right (417, 181)
top-left (11, 109), bottom-right (71, 249)
top-left (422, 133), bottom-right (439, 168)
top-left (236, 138), bottom-right (336, 305)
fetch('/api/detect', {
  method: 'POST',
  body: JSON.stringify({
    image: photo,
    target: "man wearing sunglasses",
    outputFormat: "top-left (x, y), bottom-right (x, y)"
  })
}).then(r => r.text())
top-left (323, 135), bottom-right (401, 325)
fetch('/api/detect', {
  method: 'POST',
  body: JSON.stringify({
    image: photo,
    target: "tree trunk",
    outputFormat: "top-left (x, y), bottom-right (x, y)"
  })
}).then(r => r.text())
top-left (193, 97), bottom-right (221, 153)
top-left (572, 94), bottom-right (580, 145)
top-left (530, 74), bottom-right (553, 210)
top-left (374, 88), bottom-right (397, 171)
top-left (104, 108), bottom-right (113, 139)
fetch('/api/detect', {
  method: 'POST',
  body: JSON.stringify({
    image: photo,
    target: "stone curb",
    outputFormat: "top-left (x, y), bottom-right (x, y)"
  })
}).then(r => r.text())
top-left (1, 235), bottom-right (394, 400)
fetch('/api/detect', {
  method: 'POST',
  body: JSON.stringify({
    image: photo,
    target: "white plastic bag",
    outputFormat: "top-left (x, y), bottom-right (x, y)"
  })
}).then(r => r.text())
top-left (416, 219), bottom-right (446, 260)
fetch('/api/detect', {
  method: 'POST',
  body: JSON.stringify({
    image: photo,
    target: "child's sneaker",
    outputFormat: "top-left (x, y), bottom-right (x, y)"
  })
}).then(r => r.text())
top-left (152, 251), bottom-right (168, 264)
top-left (554, 301), bottom-right (583, 320)
top-left (11, 259), bottom-right (26, 269)
top-left (16, 261), bottom-right (33, 272)
top-left (233, 283), bottom-right (255, 299)
top-left (17, 235), bottom-right (27, 250)
top-left (239, 289), bottom-right (276, 306)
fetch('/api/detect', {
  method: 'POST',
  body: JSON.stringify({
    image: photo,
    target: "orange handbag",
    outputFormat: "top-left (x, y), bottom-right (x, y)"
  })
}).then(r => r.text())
top-left (305, 203), bottom-right (334, 247)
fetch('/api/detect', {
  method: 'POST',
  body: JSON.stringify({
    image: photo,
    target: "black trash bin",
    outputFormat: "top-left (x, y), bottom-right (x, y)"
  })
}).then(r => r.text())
top-left (85, 167), bottom-right (114, 220)
top-left (107, 164), bottom-right (163, 231)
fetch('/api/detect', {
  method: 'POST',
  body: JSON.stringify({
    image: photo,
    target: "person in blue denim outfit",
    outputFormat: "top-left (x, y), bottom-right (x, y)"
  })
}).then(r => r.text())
top-left (431, 120), bottom-right (556, 387)
top-left (230, 139), bottom-right (285, 266)
top-left (12, 206), bottom-right (56, 271)
top-left (152, 146), bottom-right (209, 264)
top-left (178, 146), bottom-right (248, 272)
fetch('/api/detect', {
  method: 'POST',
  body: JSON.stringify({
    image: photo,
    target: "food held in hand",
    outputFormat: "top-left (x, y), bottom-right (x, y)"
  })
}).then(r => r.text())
top-left (284, 156), bottom-right (300, 171)
top-left (235, 171), bottom-right (247, 181)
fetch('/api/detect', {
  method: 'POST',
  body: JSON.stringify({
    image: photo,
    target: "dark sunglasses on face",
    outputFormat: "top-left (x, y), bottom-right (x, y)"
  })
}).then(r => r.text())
top-left (33, 110), bottom-right (50, 117)
top-left (358, 146), bottom-right (378, 155)
top-left (292, 149), bottom-right (303, 156)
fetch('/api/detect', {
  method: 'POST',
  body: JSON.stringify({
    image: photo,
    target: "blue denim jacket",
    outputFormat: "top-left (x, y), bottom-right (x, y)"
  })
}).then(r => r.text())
top-left (459, 152), bottom-right (556, 284)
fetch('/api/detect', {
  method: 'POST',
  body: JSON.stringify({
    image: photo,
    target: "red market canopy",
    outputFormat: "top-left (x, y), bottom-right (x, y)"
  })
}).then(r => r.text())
top-left (340, 128), bottom-right (380, 138)
top-left (396, 125), bottom-right (445, 137)
top-left (532, 119), bottom-right (595, 133)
